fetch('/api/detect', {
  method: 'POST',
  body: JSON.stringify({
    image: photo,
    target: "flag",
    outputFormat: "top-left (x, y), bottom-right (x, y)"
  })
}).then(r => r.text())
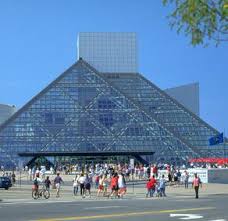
top-left (209, 133), bottom-right (224, 146)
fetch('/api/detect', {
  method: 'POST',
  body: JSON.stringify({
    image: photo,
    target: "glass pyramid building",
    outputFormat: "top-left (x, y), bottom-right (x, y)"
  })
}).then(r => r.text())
top-left (0, 58), bottom-right (226, 168)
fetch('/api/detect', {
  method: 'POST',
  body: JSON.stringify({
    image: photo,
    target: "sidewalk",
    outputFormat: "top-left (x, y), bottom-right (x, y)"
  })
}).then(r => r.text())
top-left (1, 172), bottom-right (227, 203)
top-left (1, 182), bottom-right (227, 203)
top-left (7, 171), bottom-right (228, 196)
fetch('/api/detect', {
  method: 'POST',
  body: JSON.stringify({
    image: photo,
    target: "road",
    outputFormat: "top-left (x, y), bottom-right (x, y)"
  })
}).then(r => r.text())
top-left (0, 190), bottom-right (228, 221)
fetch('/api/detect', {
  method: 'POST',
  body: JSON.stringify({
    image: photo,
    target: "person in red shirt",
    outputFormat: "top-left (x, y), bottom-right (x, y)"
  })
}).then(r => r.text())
top-left (146, 179), bottom-right (152, 197)
top-left (152, 164), bottom-right (158, 177)
top-left (146, 175), bottom-right (156, 197)
top-left (109, 172), bottom-right (119, 198)
top-left (192, 173), bottom-right (202, 199)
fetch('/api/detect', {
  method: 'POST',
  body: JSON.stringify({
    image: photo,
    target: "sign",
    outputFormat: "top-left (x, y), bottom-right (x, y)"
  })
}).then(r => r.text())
top-left (187, 168), bottom-right (208, 183)
top-left (158, 168), bottom-right (208, 183)
top-left (130, 158), bottom-right (134, 169)
top-left (159, 168), bottom-right (228, 184)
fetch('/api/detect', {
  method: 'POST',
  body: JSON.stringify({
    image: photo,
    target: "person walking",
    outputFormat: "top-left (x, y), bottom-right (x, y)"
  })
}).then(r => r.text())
top-left (192, 173), bottom-right (202, 199)
top-left (33, 173), bottom-right (43, 192)
top-left (54, 173), bottom-right (64, 198)
top-left (103, 175), bottom-right (109, 197)
top-left (183, 170), bottom-right (189, 189)
top-left (78, 173), bottom-right (86, 198)
top-left (159, 175), bottom-right (167, 197)
top-left (44, 176), bottom-right (51, 192)
top-left (173, 170), bottom-right (178, 186)
top-left (152, 164), bottom-right (158, 178)
top-left (168, 172), bottom-right (172, 185)
top-left (109, 172), bottom-right (119, 198)
top-left (146, 175), bottom-right (156, 197)
top-left (73, 174), bottom-right (79, 196)
top-left (146, 166), bottom-right (151, 179)
top-left (177, 169), bottom-right (182, 186)
top-left (95, 174), bottom-right (99, 189)
top-left (146, 178), bottom-right (153, 197)
top-left (118, 172), bottom-right (127, 198)
top-left (11, 172), bottom-right (16, 185)
top-left (85, 174), bottom-right (92, 198)
top-left (97, 175), bottom-right (104, 197)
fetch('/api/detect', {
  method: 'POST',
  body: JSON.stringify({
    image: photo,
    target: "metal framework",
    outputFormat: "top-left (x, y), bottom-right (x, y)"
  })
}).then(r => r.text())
top-left (0, 59), bottom-right (226, 168)
top-left (18, 150), bottom-right (154, 157)
top-left (101, 70), bottom-right (227, 158)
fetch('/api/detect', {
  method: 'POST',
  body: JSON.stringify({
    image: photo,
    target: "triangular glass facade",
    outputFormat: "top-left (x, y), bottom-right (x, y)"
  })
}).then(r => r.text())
top-left (102, 72), bottom-right (226, 158)
top-left (0, 59), bottom-right (226, 168)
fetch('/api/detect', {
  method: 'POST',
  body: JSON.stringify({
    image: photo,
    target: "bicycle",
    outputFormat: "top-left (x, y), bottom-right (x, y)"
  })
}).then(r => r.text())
top-left (32, 185), bottom-right (50, 200)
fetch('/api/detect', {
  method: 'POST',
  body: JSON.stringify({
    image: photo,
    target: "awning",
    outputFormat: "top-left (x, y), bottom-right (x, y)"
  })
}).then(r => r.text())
top-left (189, 158), bottom-right (228, 164)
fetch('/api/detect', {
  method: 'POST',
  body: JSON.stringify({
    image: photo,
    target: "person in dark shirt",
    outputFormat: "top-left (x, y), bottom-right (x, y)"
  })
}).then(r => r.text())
top-left (44, 176), bottom-right (51, 191)
top-left (54, 173), bottom-right (63, 197)
top-left (11, 172), bottom-right (16, 185)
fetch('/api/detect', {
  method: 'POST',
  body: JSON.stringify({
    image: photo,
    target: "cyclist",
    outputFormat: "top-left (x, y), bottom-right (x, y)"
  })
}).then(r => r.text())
top-left (32, 173), bottom-right (50, 199)
top-left (33, 173), bottom-right (43, 191)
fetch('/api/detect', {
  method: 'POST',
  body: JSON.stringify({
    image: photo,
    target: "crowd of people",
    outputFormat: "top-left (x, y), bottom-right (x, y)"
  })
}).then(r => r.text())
top-left (29, 163), bottom-right (190, 199)
top-left (32, 166), bottom-right (128, 199)
top-left (1, 162), bottom-right (205, 199)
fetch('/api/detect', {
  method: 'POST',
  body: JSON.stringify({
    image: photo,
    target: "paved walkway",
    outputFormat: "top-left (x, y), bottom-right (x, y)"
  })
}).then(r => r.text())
top-left (1, 181), bottom-right (227, 204)
top-left (1, 173), bottom-right (228, 221)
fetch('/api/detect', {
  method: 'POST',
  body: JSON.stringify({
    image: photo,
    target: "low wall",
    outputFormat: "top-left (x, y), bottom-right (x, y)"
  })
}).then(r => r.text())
top-left (208, 168), bottom-right (228, 184)
top-left (158, 168), bottom-right (228, 184)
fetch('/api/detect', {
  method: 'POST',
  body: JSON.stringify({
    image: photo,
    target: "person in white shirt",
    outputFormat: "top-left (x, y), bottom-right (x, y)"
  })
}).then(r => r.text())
top-left (78, 173), bottom-right (86, 197)
top-left (97, 175), bottom-right (105, 197)
top-left (118, 172), bottom-right (127, 198)
top-left (33, 173), bottom-right (43, 191)
top-left (50, 167), bottom-right (54, 174)
top-left (73, 174), bottom-right (79, 196)
top-left (28, 168), bottom-right (32, 181)
top-left (183, 170), bottom-right (189, 189)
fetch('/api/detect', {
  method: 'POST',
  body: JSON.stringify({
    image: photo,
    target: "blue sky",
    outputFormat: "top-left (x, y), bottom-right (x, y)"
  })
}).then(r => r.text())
top-left (0, 0), bottom-right (227, 133)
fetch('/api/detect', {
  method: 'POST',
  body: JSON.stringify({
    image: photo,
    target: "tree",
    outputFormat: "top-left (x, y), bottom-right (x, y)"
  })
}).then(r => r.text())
top-left (163, 0), bottom-right (228, 46)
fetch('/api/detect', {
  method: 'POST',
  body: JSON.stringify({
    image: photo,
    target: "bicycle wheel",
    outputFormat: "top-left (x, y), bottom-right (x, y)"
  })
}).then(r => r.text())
top-left (43, 190), bottom-right (50, 199)
top-left (32, 190), bottom-right (39, 200)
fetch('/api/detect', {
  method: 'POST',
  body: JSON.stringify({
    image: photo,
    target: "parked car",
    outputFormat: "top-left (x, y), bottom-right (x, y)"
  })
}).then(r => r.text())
top-left (0, 176), bottom-right (12, 190)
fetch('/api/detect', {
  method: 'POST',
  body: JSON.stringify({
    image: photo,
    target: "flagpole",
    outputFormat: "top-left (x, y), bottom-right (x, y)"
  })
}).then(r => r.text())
top-left (224, 129), bottom-right (226, 159)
